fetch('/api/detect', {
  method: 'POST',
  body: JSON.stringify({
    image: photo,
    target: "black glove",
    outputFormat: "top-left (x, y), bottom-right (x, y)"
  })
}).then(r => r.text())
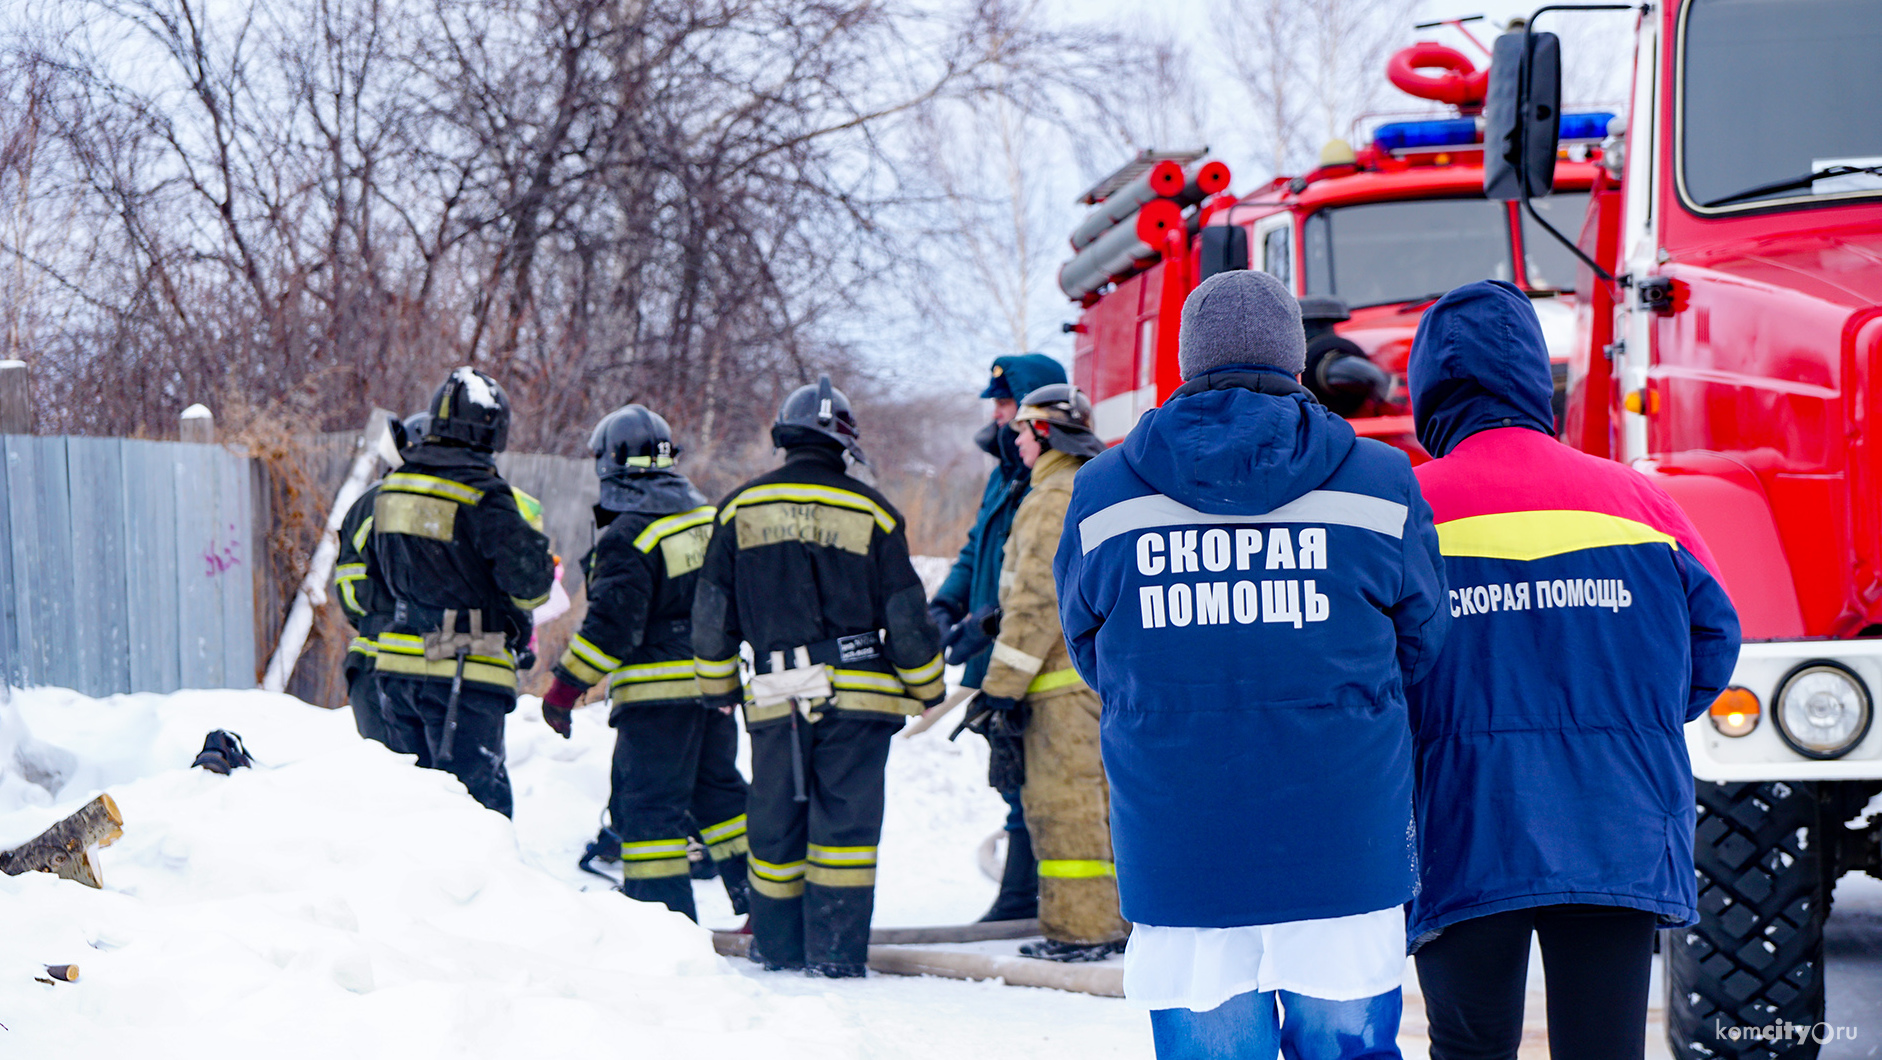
top-left (928, 601), bottom-right (963, 636)
top-left (977, 694), bottom-right (1019, 714)
top-left (944, 604), bottom-right (1002, 666)
top-left (514, 647), bottom-right (537, 672)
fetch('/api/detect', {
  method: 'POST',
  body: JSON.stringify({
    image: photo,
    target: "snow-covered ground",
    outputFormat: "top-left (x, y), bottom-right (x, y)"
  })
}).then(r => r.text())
top-left (0, 685), bottom-right (1149, 1058)
top-left (4, 682), bottom-right (1874, 1058)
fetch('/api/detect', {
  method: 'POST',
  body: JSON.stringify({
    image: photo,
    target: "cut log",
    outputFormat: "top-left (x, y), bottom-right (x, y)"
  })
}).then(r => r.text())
top-left (43, 965), bottom-right (78, 982)
top-left (0, 794), bottom-right (123, 888)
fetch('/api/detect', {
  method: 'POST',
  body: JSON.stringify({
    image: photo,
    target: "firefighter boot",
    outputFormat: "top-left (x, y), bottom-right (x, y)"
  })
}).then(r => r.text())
top-left (977, 824), bottom-right (1039, 923)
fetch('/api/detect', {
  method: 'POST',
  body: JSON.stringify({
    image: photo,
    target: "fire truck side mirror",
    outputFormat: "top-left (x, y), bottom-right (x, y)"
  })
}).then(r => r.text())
top-left (1197, 226), bottom-right (1249, 284)
top-left (1484, 29), bottom-right (1563, 201)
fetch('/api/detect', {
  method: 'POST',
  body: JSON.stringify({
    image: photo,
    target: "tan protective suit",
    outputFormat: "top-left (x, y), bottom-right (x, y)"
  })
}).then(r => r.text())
top-left (981, 448), bottom-right (1127, 946)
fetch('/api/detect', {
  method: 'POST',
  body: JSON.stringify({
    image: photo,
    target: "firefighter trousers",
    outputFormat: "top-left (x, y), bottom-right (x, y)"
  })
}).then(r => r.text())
top-left (1021, 688), bottom-right (1127, 945)
top-left (376, 674), bottom-right (514, 818)
top-left (609, 701), bottom-right (751, 921)
top-left (346, 666), bottom-right (410, 759)
top-left (745, 713), bottom-right (898, 969)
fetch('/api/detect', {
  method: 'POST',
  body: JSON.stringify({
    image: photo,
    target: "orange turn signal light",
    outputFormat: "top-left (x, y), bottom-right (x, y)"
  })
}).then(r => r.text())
top-left (1709, 687), bottom-right (1760, 737)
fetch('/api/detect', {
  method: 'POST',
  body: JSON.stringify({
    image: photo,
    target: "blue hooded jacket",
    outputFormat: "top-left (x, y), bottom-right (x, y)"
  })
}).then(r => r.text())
top-left (935, 353), bottom-right (1066, 688)
top-left (1056, 368), bottom-right (1450, 927)
top-left (1406, 281), bottom-right (1741, 940)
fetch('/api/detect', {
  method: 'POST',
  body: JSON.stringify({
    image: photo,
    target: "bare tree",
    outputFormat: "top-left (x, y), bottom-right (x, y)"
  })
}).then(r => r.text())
top-left (1220, 0), bottom-right (1421, 178)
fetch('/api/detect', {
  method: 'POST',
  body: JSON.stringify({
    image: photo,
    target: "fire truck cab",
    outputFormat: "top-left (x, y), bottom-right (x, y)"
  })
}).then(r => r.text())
top-left (1485, 2), bottom-right (1882, 1056)
top-left (1066, 38), bottom-right (1613, 462)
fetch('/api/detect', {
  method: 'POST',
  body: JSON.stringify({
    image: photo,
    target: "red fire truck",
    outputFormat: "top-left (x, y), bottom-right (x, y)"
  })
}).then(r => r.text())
top-left (1062, 28), bottom-right (1611, 457)
top-left (1487, 3), bottom-right (1882, 1057)
top-left (1065, 5), bottom-right (1882, 1057)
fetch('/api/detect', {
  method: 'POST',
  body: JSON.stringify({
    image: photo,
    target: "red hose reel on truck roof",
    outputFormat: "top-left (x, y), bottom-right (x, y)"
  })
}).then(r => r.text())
top-left (1387, 42), bottom-right (1489, 111)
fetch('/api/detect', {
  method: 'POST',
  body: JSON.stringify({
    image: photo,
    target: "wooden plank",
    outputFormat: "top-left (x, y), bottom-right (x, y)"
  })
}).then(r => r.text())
top-left (707, 932), bottom-right (1124, 998)
top-left (713, 919), bottom-right (1041, 952)
top-left (64, 438), bottom-right (131, 695)
top-left (122, 442), bottom-right (181, 693)
top-left (867, 920), bottom-right (1042, 945)
top-left (865, 945), bottom-right (1125, 997)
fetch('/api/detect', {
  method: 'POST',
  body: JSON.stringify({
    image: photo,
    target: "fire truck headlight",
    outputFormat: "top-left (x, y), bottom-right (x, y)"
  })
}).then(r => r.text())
top-left (1708, 687), bottom-right (1759, 737)
top-left (1774, 663), bottom-right (1873, 759)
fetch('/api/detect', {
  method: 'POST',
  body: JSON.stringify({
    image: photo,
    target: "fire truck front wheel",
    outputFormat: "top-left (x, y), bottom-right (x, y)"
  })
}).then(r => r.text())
top-left (1666, 780), bottom-right (1826, 1060)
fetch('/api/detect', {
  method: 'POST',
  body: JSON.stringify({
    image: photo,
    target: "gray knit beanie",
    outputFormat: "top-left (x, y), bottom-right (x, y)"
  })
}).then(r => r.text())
top-left (1177, 270), bottom-right (1307, 380)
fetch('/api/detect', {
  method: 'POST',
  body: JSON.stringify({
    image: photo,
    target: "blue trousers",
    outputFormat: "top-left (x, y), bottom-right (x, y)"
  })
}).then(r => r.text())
top-left (1149, 987), bottom-right (1403, 1060)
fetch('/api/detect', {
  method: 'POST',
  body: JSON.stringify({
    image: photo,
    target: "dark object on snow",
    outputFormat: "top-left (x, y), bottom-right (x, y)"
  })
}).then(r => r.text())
top-left (43, 964), bottom-right (79, 983)
top-left (1019, 937), bottom-right (1126, 963)
top-left (806, 961), bottom-right (867, 979)
top-left (578, 823), bottom-right (624, 880)
top-left (978, 827), bottom-right (1040, 923)
top-left (190, 731), bottom-right (252, 775)
top-left (0, 794), bottom-right (123, 889)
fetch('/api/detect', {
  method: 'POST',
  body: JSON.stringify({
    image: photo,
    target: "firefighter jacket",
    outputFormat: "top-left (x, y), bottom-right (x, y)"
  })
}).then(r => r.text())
top-left (982, 448), bottom-right (1089, 702)
top-left (692, 445), bottom-right (947, 725)
top-left (334, 481), bottom-right (394, 678)
top-left (934, 353), bottom-right (1066, 688)
top-left (1405, 280), bottom-right (1741, 940)
top-left (367, 442), bottom-right (554, 693)
top-left (552, 473), bottom-right (716, 721)
top-left (1055, 367), bottom-right (1450, 929)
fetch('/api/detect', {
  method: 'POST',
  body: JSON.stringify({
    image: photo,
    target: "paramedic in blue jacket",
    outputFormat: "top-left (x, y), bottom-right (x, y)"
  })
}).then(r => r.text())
top-left (930, 353), bottom-right (1067, 923)
top-left (1055, 270), bottom-right (1449, 1060)
top-left (1406, 281), bottom-right (1741, 1060)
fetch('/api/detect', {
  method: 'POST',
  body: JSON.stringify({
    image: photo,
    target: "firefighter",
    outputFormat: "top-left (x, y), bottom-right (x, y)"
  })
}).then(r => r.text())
top-left (692, 375), bottom-right (946, 977)
top-left (928, 353), bottom-right (1066, 923)
top-left (334, 412), bottom-right (431, 759)
top-left (537, 404), bottom-right (750, 922)
top-left (972, 382), bottom-right (1125, 962)
top-left (368, 367), bottom-right (554, 817)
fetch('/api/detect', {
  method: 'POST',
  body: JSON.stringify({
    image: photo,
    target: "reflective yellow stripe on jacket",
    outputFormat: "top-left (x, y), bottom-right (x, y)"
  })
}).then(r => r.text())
top-left (557, 633), bottom-right (621, 687)
top-left (695, 654), bottom-right (741, 697)
top-left (374, 632), bottom-right (518, 690)
top-left (607, 658), bottom-right (702, 705)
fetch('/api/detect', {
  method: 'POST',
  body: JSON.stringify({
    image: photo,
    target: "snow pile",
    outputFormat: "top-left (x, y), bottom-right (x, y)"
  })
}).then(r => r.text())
top-left (0, 686), bottom-right (1147, 1058)
top-left (1, 689), bottom-right (838, 1057)
top-left (0, 685), bottom-right (75, 806)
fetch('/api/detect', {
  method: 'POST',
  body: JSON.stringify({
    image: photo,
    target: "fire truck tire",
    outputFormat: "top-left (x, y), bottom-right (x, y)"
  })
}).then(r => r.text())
top-left (1665, 780), bottom-right (1826, 1060)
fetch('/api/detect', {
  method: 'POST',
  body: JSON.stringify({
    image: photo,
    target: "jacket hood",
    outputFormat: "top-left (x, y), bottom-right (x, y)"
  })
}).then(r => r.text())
top-left (1122, 368), bottom-right (1355, 514)
top-left (1409, 280), bottom-right (1555, 457)
top-left (597, 467), bottom-right (709, 515)
top-left (974, 418), bottom-right (1030, 480)
top-left (981, 353), bottom-right (1067, 400)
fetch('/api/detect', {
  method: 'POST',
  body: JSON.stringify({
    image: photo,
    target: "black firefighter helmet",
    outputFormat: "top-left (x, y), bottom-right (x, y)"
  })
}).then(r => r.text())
top-left (380, 410), bottom-right (434, 463)
top-left (590, 404), bottom-right (679, 480)
top-left (772, 374), bottom-right (865, 464)
top-left (1012, 383), bottom-right (1105, 458)
top-left (427, 366), bottom-right (511, 452)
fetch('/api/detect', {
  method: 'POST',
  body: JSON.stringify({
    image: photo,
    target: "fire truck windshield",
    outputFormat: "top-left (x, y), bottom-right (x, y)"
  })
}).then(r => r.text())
top-left (1681, 0), bottom-right (1882, 212)
top-left (1302, 198), bottom-right (1513, 309)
